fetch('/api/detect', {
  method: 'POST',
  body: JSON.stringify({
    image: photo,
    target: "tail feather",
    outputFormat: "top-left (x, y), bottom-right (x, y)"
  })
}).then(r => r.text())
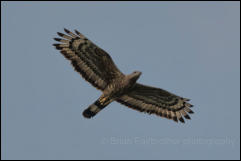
top-left (83, 100), bottom-right (108, 118)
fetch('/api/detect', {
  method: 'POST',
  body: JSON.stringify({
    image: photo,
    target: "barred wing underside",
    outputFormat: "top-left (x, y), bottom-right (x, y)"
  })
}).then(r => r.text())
top-left (53, 29), bottom-right (123, 90)
top-left (117, 83), bottom-right (194, 123)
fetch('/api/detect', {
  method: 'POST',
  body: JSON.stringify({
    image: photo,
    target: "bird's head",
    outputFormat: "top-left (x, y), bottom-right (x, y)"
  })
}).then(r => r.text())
top-left (128, 71), bottom-right (142, 84)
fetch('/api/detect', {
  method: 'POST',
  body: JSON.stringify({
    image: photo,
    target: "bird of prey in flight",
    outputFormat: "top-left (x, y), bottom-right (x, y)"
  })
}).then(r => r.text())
top-left (53, 29), bottom-right (194, 123)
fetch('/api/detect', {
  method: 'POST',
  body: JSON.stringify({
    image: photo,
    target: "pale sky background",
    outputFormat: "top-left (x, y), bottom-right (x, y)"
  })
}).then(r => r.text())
top-left (1, 1), bottom-right (240, 160)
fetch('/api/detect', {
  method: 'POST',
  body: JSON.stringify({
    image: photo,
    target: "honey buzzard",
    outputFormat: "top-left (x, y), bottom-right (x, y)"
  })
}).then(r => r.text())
top-left (53, 29), bottom-right (194, 123)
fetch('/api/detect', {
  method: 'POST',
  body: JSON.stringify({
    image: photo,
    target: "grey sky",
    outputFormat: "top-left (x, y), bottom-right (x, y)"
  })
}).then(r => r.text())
top-left (1, 1), bottom-right (240, 160)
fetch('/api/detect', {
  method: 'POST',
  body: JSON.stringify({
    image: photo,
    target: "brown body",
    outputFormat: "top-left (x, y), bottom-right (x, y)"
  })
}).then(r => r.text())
top-left (83, 72), bottom-right (141, 118)
top-left (53, 29), bottom-right (194, 123)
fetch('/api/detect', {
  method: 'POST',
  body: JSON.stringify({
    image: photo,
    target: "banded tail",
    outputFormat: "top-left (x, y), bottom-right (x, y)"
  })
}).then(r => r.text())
top-left (83, 99), bottom-right (109, 118)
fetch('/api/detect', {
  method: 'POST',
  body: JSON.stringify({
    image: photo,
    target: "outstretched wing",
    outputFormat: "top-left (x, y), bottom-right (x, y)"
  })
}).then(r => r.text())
top-left (117, 83), bottom-right (194, 123)
top-left (53, 29), bottom-right (123, 90)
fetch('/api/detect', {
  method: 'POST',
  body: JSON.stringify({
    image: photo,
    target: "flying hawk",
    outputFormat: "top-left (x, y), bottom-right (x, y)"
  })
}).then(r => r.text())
top-left (53, 29), bottom-right (194, 123)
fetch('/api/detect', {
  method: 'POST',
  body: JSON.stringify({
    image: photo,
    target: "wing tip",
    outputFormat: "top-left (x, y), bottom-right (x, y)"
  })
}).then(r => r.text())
top-left (188, 109), bottom-right (194, 114)
top-left (184, 114), bottom-right (191, 120)
top-left (57, 32), bottom-right (64, 37)
top-left (52, 44), bottom-right (62, 50)
top-left (54, 38), bottom-right (61, 42)
top-left (64, 28), bottom-right (71, 34)
top-left (74, 29), bottom-right (81, 35)
top-left (179, 117), bottom-right (185, 123)
top-left (64, 28), bottom-right (70, 33)
top-left (173, 116), bottom-right (178, 123)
